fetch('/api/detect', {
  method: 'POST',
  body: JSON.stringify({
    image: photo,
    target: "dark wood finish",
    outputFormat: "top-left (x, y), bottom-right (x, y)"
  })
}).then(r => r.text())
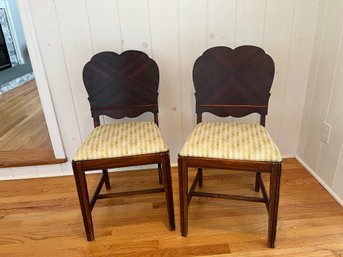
top-left (193, 45), bottom-right (275, 118)
top-left (72, 50), bottom-right (175, 241)
top-left (197, 168), bottom-right (203, 187)
top-left (192, 192), bottom-right (266, 203)
top-left (83, 50), bottom-right (159, 120)
top-left (260, 115), bottom-right (266, 126)
top-left (93, 116), bottom-right (100, 127)
top-left (255, 172), bottom-right (261, 192)
top-left (178, 157), bottom-right (188, 237)
top-left (184, 156), bottom-right (275, 172)
top-left (72, 161), bottom-right (94, 241)
top-left (97, 188), bottom-right (165, 199)
top-left (161, 152), bottom-right (176, 230)
top-left (257, 172), bottom-right (270, 209)
top-left (90, 173), bottom-right (107, 210)
top-left (78, 153), bottom-right (164, 171)
top-left (154, 113), bottom-right (159, 125)
top-left (102, 169), bottom-right (111, 190)
top-left (158, 163), bottom-right (163, 184)
top-left (188, 169), bottom-right (202, 205)
top-left (179, 46), bottom-right (282, 248)
top-left (268, 162), bottom-right (282, 248)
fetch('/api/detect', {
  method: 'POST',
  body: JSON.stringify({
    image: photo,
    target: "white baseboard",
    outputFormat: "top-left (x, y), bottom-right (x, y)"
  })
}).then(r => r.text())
top-left (282, 154), bottom-right (296, 159)
top-left (295, 155), bottom-right (343, 207)
top-left (0, 162), bottom-right (179, 181)
top-left (0, 170), bottom-right (66, 181)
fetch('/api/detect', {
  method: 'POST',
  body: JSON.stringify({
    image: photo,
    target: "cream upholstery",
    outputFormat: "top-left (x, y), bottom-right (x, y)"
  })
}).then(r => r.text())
top-left (74, 122), bottom-right (168, 161)
top-left (180, 122), bottom-right (282, 162)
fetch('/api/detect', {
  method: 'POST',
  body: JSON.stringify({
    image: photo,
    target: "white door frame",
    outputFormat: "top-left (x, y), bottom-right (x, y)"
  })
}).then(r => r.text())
top-left (16, 0), bottom-right (65, 159)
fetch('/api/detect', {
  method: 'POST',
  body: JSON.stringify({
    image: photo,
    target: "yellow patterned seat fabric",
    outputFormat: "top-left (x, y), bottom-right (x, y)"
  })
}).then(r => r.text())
top-left (74, 122), bottom-right (168, 161)
top-left (180, 122), bottom-right (282, 162)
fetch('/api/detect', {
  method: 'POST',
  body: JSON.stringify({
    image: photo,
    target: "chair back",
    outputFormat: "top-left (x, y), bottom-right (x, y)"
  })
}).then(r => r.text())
top-left (193, 46), bottom-right (275, 125)
top-left (83, 50), bottom-right (159, 126)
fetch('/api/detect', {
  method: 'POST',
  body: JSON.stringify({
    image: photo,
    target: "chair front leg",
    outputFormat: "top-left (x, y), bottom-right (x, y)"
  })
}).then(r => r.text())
top-left (72, 161), bottom-right (94, 241)
top-left (178, 156), bottom-right (189, 237)
top-left (267, 162), bottom-right (282, 248)
top-left (161, 152), bottom-right (175, 230)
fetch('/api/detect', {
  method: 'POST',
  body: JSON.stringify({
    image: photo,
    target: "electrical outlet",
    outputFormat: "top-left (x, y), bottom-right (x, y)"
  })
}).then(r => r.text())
top-left (320, 122), bottom-right (332, 144)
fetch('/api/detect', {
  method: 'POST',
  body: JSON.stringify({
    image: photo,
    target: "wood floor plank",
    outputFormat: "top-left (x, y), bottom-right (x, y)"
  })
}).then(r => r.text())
top-left (0, 80), bottom-right (66, 167)
top-left (0, 158), bottom-right (342, 256)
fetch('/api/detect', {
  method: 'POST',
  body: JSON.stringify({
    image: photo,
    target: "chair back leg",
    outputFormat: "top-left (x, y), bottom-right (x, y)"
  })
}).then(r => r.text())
top-left (102, 169), bottom-right (111, 190)
top-left (158, 163), bottom-right (163, 185)
top-left (255, 172), bottom-right (261, 192)
top-left (198, 168), bottom-right (203, 188)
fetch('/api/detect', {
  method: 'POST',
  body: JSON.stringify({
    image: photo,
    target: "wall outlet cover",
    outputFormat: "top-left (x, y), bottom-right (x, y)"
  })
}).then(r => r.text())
top-left (320, 122), bottom-right (332, 144)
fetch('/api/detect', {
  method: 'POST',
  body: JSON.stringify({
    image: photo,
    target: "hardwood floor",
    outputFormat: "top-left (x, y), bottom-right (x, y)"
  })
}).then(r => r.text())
top-left (0, 159), bottom-right (342, 256)
top-left (0, 80), bottom-right (65, 167)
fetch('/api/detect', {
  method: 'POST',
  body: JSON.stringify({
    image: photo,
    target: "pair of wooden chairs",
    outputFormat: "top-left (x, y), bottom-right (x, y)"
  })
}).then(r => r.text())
top-left (72, 46), bottom-right (282, 248)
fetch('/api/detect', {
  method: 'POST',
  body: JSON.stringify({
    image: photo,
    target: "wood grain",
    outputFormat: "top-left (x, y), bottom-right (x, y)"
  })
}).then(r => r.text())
top-left (193, 46), bottom-right (274, 117)
top-left (0, 80), bottom-right (66, 167)
top-left (0, 158), bottom-right (342, 256)
top-left (83, 50), bottom-right (159, 120)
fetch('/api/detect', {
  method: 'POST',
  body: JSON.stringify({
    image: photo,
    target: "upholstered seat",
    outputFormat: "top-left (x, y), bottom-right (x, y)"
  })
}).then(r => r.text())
top-left (180, 122), bottom-right (281, 162)
top-left (74, 122), bottom-right (168, 161)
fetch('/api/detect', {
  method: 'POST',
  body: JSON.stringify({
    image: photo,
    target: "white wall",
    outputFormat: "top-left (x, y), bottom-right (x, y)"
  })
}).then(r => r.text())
top-left (297, 0), bottom-right (343, 205)
top-left (1, 0), bottom-right (320, 180)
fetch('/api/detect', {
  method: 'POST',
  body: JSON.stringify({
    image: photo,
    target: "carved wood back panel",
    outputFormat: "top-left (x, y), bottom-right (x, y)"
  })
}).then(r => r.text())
top-left (193, 46), bottom-right (275, 118)
top-left (83, 50), bottom-right (159, 120)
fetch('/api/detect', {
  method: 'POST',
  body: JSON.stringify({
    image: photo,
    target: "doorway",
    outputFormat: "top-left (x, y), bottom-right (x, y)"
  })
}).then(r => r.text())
top-left (0, 0), bottom-right (65, 168)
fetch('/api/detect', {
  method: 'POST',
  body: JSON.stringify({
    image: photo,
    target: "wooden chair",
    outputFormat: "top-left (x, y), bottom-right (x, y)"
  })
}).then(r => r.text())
top-left (178, 46), bottom-right (282, 248)
top-left (72, 50), bottom-right (175, 241)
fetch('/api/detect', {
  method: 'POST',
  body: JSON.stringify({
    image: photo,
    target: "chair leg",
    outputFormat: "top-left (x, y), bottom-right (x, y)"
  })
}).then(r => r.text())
top-left (255, 172), bottom-right (261, 192)
top-left (158, 163), bottom-right (163, 185)
top-left (102, 169), bottom-right (111, 190)
top-left (161, 152), bottom-right (175, 230)
top-left (198, 168), bottom-right (203, 188)
top-left (267, 162), bottom-right (282, 248)
top-left (178, 156), bottom-right (188, 237)
top-left (72, 161), bottom-right (94, 241)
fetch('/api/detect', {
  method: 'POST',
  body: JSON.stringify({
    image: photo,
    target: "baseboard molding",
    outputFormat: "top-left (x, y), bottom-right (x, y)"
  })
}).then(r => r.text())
top-left (282, 154), bottom-right (295, 159)
top-left (296, 155), bottom-right (343, 207)
top-left (0, 170), bottom-right (66, 181)
top-left (0, 162), bottom-right (181, 181)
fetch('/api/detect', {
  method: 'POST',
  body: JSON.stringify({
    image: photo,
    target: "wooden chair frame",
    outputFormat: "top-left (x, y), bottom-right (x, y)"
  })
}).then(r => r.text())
top-left (72, 51), bottom-right (175, 240)
top-left (178, 46), bottom-right (282, 248)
